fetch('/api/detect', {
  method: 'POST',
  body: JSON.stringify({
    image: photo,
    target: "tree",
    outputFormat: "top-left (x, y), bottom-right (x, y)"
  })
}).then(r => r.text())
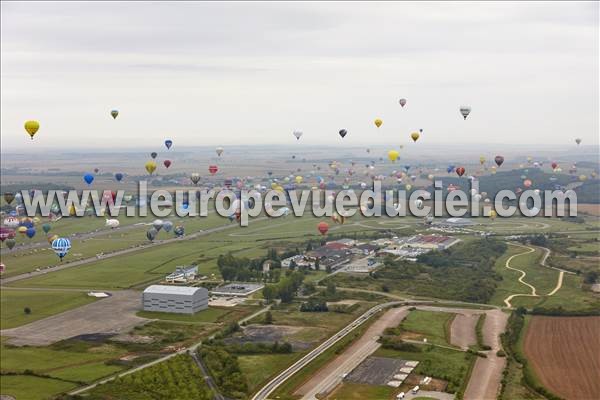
top-left (262, 285), bottom-right (276, 302)
top-left (326, 281), bottom-right (336, 295)
top-left (264, 311), bottom-right (273, 325)
top-left (24, 307), bottom-right (31, 315)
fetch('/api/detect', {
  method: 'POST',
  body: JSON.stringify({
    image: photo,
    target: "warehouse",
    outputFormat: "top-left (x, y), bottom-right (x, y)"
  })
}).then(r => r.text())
top-left (142, 285), bottom-right (208, 314)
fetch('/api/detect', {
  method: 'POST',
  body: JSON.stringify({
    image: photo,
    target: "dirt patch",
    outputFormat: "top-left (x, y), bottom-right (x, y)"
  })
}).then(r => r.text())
top-left (524, 316), bottom-right (600, 400)
top-left (577, 204), bottom-right (600, 216)
top-left (326, 300), bottom-right (359, 307)
top-left (112, 334), bottom-right (155, 344)
top-left (450, 313), bottom-right (478, 350)
top-left (225, 324), bottom-right (315, 350)
top-left (464, 309), bottom-right (508, 400)
top-left (0, 290), bottom-right (148, 346)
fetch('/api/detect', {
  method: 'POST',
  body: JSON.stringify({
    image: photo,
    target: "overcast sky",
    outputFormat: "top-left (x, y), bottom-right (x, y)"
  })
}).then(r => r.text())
top-left (1, 1), bottom-right (598, 150)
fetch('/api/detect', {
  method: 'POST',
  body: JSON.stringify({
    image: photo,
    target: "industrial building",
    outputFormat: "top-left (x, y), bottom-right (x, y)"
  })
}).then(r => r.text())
top-left (165, 265), bottom-right (198, 283)
top-left (211, 282), bottom-right (264, 297)
top-left (142, 285), bottom-right (208, 314)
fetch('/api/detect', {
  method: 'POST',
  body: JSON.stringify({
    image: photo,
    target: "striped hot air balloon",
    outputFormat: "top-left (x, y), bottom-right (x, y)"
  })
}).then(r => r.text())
top-left (51, 237), bottom-right (71, 260)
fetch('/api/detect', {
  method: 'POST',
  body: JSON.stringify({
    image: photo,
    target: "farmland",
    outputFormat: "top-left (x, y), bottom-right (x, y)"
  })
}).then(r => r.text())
top-left (523, 316), bottom-right (600, 400)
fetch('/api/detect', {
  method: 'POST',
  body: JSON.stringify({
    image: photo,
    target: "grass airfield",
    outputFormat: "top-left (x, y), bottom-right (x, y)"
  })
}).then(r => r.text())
top-left (0, 208), bottom-right (598, 399)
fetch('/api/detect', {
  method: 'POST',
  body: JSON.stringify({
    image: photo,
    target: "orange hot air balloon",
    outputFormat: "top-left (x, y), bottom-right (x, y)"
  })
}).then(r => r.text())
top-left (317, 222), bottom-right (329, 235)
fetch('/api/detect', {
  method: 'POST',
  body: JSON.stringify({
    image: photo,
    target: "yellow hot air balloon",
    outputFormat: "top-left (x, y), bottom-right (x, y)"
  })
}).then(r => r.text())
top-left (405, 184), bottom-right (412, 191)
top-left (489, 210), bottom-right (497, 220)
top-left (295, 176), bottom-right (303, 184)
top-left (410, 132), bottom-right (420, 142)
top-left (24, 120), bottom-right (40, 140)
top-left (374, 119), bottom-right (383, 128)
top-left (579, 174), bottom-right (587, 182)
top-left (479, 156), bottom-right (486, 165)
top-left (145, 161), bottom-right (157, 175)
top-left (47, 234), bottom-right (59, 244)
top-left (388, 150), bottom-right (399, 162)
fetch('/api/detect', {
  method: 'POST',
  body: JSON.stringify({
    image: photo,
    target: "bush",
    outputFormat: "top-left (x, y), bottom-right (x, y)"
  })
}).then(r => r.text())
top-left (496, 350), bottom-right (506, 357)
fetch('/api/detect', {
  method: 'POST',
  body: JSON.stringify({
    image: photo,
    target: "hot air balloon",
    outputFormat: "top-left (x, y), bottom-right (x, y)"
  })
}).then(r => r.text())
top-left (150, 152), bottom-right (158, 159)
top-left (0, 227), bottom-right (15, 242)
top-left (339, 129), bottom-right (347, 138)
top-left (145, 161), bottom-right (157, 175)
top-left (24, 120), bottom-right (40, 140)
top-left (42, 223), bottom-right (51, 234)
top-left (49, 237), bottom-right (71, 260)
top-left (579, 174), bottom-right (588, 182)
top-left (494, 156), bottom-right (504, 167)
top-left (115, 173), bottom-right (124, 182)
top-left (523, 179), bottom-right (532, 188)
top-left (110, 109), bottom-right (119, 119)
top-left (25, 227), bottom-right (36, 239)
top-left (106, 219), bottom-right (120, 228)
top-left (3, 192), bottom-right (15, 204)
top-left (388, 150), bottom-right (399, 162)
top-left (331, 212), bottom-right (346, 224)
top-left (191, 173), bottom-right (201, 185)
top-left (374, 119), bottom-right (383, 128)
top-left (399, 98), bottom-right (407, 107)
top-left (293, 130), bottom-right (303, 140)
top-left (411, 132), bottom-right (420, 142)
top-left (209, 165), bottom-right (218, 175)
top-left (460, 106), bottom-right (471, 120)
top-left (165, 139), bottom-right (173, 149)
top-left (479, 156), bottom-right (486, 165)
top-left (575, 138), bottom-right (582, 145)
top-left (317, 222), bottom-right (329, 235)
top-left (163, 160), bottom-right (172, 168)
top-left (83, 173), bottom-right (94, 185)
top-left (295, 176), bottom-right (303, 184)
top-left (216, 147), bottom-right (224, 156)
top-left (456, 167), bottom-right (466, 177)
top-left (152, 219), bottom-right (164, 231)
top-left (3, 217), bottom-right (19, 229)
top-left (489, 210), bottom-right (497, 220)
top-left (5, 238), bottom-right (16, 250)
top-left (146, 228), bottom-right (158, 241)
top-left (551, 162), bottom-right (558, 170)
top-left (174, 225), bottom-right (184, 237)
top-left (163, 221), bottom-right (173, 232)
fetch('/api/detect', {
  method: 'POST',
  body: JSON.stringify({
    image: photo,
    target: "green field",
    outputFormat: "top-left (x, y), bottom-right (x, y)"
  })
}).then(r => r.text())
top-left (138, 305), bottom-right (259, 325)
top-left (400, 310), bottom-right (454, 346)
top-left (0, 374), bottom-right (79, 400)
top-left (238, 353), bottom-right (299, 394)
top-left (0, 289), bottom-right (98, 329)
top-left (327, 382), bottom-right (395, 400)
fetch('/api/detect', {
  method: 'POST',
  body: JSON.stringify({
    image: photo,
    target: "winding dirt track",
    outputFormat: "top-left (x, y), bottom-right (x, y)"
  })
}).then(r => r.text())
top-left (503, 244), bottom-right (538, 308)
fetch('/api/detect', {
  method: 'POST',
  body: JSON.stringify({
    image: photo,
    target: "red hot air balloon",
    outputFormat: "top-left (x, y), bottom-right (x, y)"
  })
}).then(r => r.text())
top-left (163, 160), bottom-right (172, 168)
top-left (551, 162), bottom-right (558, 170)
top-left (317, 222), bottom-right (329, 235)
top-left (494, 156), bottom-right (504, 167)
top-left (456, 167), bottom-right (466, 177)
top-left (209, 165), bottom-right (218, 175)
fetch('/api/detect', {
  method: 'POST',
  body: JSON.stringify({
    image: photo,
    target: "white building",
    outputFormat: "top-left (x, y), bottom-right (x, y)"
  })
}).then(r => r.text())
top-left (166, 266), bottom-right (198, 283)
top-left (142, 285), bottom-right (208, 314)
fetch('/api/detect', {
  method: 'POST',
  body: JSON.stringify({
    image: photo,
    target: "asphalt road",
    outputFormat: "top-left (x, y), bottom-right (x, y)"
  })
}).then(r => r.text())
top-left (251, 301), bottom-right (404, 400)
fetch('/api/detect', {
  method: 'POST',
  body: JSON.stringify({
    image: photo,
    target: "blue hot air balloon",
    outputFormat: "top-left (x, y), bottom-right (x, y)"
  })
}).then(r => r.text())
top-left (165, 139), bottom-right (173, 149)
top-left (25, 227), bottom-right (36, 239)
top-left (51, 237), bottom-right (71, 260)
top-left (83, 173), bottom-right (94, 185)
top-left (115, 173), bottom-right (124, 182)
top-left (447, 165), bottom-right (455, 173)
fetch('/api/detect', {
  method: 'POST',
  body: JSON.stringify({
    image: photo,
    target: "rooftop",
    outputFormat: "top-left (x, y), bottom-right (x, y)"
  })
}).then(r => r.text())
top-left (143, 285), bottom-right (204, 296)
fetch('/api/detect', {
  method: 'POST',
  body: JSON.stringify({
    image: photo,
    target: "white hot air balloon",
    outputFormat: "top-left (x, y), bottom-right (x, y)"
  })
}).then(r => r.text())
top-left (105, 219), bottom-right (120, 229)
